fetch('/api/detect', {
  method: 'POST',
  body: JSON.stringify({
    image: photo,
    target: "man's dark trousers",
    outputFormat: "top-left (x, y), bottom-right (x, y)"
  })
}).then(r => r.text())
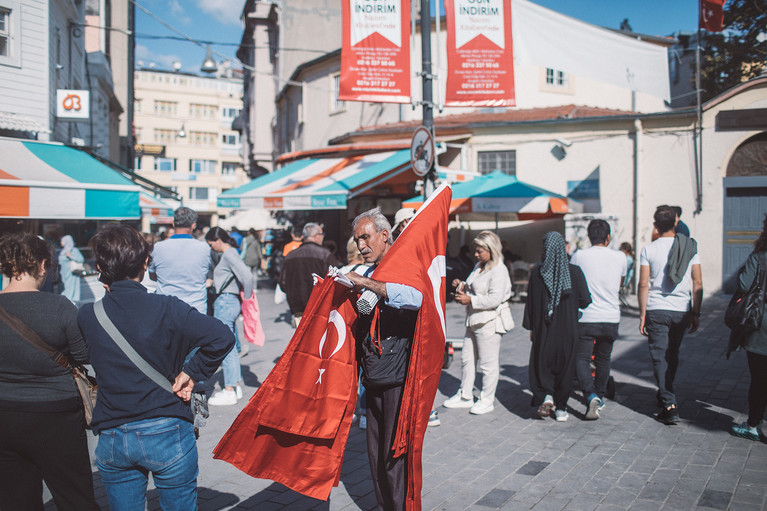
top-left (575, 322), bottom-right (619, 398)
top-left (366, 385), bottom-right (407, 511)
top-left (645, 309), bottom-right (690, 408)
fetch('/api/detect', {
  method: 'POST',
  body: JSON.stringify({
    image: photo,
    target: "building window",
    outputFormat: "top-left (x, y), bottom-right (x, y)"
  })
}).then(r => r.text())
top-left (331, 73), bottom-right (345, 112)
top-left (134, 98), bottom-right (142, 113)
top-left (189, 131), bottom-right (216, 146)
top-left (478, 150), bottom-right (516, 176)
top-left (190, 159), bottom-right (216, 174)
top-left (190, 103), bottom-right (216, 119)
top-left (222, 133), bottom-right (240, 146)
top-left (222, 107), bottom-right (241, 121)
top-left (0, 7), bottom-right (10, 57)
top-left (153, 157), bottom-right (176, 172)
top-left (545, 67), bottom-right (568, 87)
top-left (189, 187), bottom-right (209, 200)
top-left (134, 156), bottom-right (142, 171)
top-left (153, 100), bottom-right (178, 116)
top-left (0, 1), bottom-right (21, 67)
top-left (153, 129), bottom-right (178, 143)
top-left (222, 162), bottom-right (238, 175)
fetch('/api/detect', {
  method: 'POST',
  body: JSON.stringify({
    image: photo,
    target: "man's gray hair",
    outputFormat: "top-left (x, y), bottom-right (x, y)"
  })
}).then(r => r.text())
top-left (173, 207), bottom-right (198, 228)
top-left (302, 222), bottom-right (322, 240)
top-left (352, 207), bottom-right (393, 246)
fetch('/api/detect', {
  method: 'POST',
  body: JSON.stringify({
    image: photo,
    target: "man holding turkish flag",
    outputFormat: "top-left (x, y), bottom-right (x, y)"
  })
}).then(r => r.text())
top-left (214, 183), bottom-right (451, 509)
top-left (347, 183), bottom-right (451, 510)
top-left (700, 0), bottom-right (726, 32)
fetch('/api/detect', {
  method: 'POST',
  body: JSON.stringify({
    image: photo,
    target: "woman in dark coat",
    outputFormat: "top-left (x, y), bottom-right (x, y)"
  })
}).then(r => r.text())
top-left (731, 214), bottom-right (767, 441)
top-left (523, 232), bottom-right (591, 421)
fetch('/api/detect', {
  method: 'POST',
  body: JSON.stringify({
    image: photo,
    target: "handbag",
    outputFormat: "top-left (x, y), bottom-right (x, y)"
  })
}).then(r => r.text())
top-left (725, 253), bottom-right (767, 333)
top-left (497, 301), bottom-right (515, 333)
top-left (725, 252), bottom-right (767, 356)
top-left (0, 304), bottom-right (97, 426)
top-left (240, 290), bottom-right (265, 346)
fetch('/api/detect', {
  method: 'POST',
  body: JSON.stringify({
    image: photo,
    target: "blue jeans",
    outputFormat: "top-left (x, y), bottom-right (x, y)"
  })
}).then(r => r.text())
top-left (645, 309), bottom-right (690, 408)
top-left (95, 417), bottom-right (198, 511)
top-left (214, 293), bottom-right (242, 388)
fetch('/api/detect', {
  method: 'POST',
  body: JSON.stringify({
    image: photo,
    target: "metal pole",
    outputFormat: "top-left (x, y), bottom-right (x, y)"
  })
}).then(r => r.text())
top-left (694, 21), bottom-right (703, 214)
top-left (127, 2), bottom-right (135, 170)
top-left (420, 0), bottom-right (435, 199)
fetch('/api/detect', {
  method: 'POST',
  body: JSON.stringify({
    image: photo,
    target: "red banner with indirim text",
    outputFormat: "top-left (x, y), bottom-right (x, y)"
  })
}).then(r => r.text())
top-left (340, 0), bottom-right (411, 103)
top-left (445, 0), bottom-right (515, 107)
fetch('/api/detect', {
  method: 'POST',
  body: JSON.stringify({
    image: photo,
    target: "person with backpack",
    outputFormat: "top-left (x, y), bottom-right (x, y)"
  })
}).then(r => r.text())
top-left (242, 228), bottom-right (263, 288)
top-left (730, 214), bottom-right (767, 441)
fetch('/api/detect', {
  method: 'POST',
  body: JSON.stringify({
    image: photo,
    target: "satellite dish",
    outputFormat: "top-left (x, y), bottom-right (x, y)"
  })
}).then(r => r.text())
top-left (172, 61), bottom-right (182, 72)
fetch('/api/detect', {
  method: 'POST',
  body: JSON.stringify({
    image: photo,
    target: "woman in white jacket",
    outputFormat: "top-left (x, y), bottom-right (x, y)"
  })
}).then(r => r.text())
top-left (444, 231), bottom-right (513, 415)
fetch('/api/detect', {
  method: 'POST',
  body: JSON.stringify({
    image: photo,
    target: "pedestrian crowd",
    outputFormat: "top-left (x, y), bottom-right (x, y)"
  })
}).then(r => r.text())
top-left (0, 201), bottom-right (764, 511)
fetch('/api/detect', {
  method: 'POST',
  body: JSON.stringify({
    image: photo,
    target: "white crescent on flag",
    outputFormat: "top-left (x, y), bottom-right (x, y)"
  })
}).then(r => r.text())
top-left (318, 309), bottom-right (347, 360)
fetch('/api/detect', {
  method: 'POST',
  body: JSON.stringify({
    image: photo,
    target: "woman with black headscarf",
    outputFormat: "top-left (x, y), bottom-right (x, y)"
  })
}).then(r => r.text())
top-left (523, 232), bottom-right (591, 421)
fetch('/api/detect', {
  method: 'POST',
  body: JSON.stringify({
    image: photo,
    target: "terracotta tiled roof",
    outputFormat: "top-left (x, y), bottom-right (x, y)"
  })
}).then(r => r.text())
top-left (354, 105), bottom-right (634, 133)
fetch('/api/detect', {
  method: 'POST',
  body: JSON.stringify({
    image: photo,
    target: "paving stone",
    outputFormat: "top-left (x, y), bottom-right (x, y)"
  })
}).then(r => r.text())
top-left (516, 461), bottom-right (551, 476)
top-left (476, 489), bottom-right (517, 508)
top-left (697, 489), bottom-right (733, 510)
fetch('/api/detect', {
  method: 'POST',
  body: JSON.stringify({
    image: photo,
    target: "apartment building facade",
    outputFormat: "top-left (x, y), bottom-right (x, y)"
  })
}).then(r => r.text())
top-left (133, 68), bottom-right (249, 227)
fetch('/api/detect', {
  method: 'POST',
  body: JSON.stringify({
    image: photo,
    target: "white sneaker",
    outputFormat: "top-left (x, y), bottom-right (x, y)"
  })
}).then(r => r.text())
top-left (443, 392), bottom-right (474, 409)
top-left (359, 416), bottom-right (367, 430)
top-left (235, 385), bottom-right (243, 400)
top-left (470, 401), bottom-right (495, 415)
top-left (209, 388), bottom-right (238, 406)
top-left (554, 409), bottom-right (569, 422)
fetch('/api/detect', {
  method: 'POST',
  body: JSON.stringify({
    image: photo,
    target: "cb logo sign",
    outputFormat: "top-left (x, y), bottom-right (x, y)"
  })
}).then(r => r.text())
top-left (56, 90), bottom-right (90, 119)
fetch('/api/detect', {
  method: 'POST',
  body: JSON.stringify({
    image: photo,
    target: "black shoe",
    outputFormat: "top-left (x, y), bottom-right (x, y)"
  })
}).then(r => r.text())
top-left (656, 406), bottom-right (680, 425)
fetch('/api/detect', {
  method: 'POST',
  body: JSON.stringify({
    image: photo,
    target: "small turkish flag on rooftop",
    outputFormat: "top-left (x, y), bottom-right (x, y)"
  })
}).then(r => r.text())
top-left (700, 0), bottom-right (726, 32)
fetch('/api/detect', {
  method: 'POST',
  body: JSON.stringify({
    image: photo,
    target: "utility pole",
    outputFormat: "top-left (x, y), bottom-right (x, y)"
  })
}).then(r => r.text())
top-left (420, 0), bottom-right (436, 199)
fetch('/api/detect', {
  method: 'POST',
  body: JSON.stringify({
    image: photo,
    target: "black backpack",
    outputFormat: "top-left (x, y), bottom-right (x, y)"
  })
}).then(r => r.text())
top-left (725, 252), bottom-right (767, 357)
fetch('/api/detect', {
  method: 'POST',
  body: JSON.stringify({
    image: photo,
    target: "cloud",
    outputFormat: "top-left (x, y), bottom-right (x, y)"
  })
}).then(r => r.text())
top-left (168, 0), bottom-right (192, 25)
top-left (135, 44), bottom-right (183, 70)
top-left (193, 0), bottom-right (242, 26)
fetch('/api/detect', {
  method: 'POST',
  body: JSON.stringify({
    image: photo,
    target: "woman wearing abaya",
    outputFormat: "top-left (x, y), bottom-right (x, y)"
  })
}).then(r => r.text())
top-left (523, 232), bottom-right (591, 421)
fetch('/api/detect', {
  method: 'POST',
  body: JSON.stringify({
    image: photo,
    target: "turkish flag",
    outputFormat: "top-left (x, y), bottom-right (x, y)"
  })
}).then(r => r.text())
top-left (213, 275), bottom-right (359, 500)
top-left (371, 183), bottom-right (452, 510)
top-left (700, 0), bottom-right (725, 32)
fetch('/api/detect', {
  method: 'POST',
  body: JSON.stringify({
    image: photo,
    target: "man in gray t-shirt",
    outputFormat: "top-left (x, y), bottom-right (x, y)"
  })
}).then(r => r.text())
top-left (149, 207), bottom-right (211, 314)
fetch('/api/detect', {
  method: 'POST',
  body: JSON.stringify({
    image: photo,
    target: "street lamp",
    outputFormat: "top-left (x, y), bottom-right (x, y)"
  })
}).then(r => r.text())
top-left (200, 47), bottom-right (217, 73)
top-left (177, 124), bottom-right (186, 138)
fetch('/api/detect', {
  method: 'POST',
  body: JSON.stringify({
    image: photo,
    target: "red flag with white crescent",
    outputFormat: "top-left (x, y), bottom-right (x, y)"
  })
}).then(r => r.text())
top-left (372, 183), bottom-right (452, 510)
top-left (700, 0), bottom-right (726, 32)
top-left (213, 276), bottom-right (358, 500)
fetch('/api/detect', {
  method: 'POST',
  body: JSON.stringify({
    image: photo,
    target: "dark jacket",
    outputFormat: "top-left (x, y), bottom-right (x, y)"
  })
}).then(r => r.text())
top-left (738, 251), bottom-right (767, 356)
top-left (78, 280), bottom-right (234, 433)
top-left (279, 241), bottom-right (336, 315)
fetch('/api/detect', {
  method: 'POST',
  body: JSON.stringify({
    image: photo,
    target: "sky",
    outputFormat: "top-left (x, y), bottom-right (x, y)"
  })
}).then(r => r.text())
top-left (134, 0), bottom-right (701, 75)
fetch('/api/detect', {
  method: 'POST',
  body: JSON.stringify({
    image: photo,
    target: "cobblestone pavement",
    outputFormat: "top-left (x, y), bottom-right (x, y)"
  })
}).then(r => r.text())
top-left (47, 282), bottom-right (767, 510)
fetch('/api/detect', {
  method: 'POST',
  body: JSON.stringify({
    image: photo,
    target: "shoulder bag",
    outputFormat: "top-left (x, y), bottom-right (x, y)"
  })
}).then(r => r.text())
top-left (0, 304), bottom-right (97, 426)
top-left (725, 252), bottom-right (767, 357)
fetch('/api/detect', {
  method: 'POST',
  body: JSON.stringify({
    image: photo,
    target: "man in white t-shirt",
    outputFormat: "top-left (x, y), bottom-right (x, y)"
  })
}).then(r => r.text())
top-left (638, 205), bottom-right (703, 425)
top-left (571, 219), bottom-right (627, 420)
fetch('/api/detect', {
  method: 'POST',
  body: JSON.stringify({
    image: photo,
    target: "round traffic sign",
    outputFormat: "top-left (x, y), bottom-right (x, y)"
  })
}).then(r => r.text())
top-left (410, 126), bottom-right (435, 177)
